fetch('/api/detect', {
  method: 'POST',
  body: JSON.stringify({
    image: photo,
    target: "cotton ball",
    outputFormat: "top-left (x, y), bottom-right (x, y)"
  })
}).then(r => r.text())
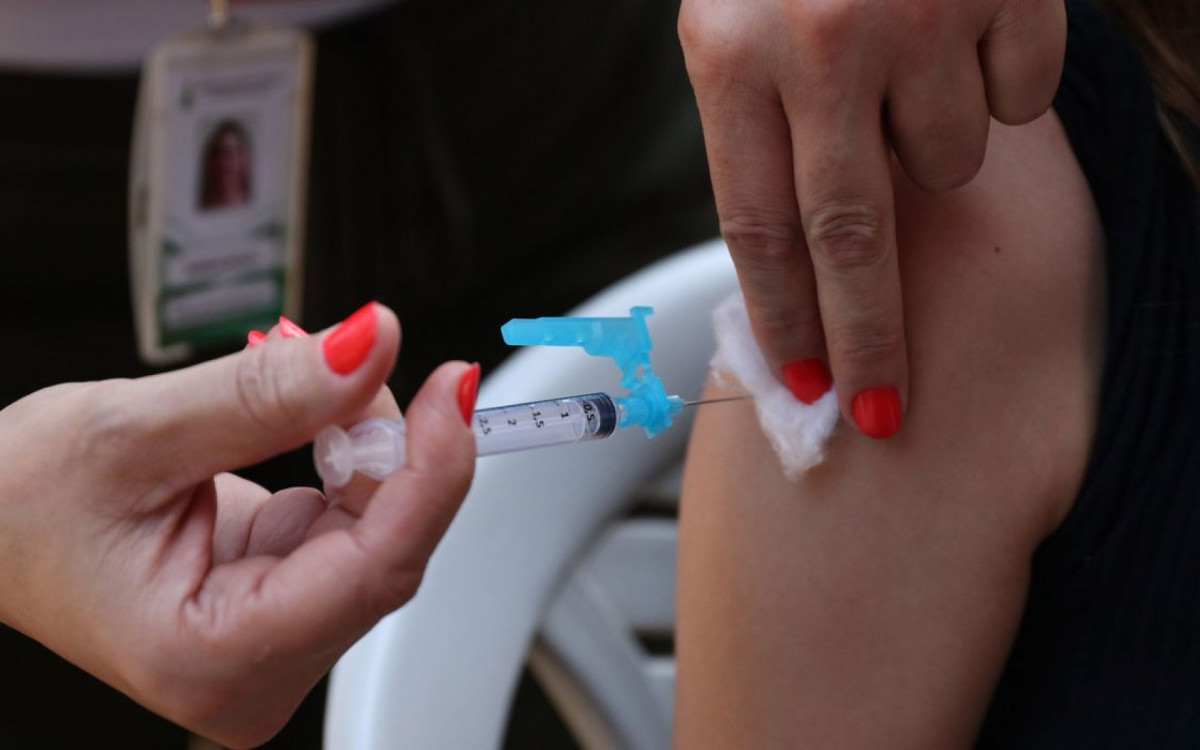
top-left (711, 293), bottom-right (839, 479)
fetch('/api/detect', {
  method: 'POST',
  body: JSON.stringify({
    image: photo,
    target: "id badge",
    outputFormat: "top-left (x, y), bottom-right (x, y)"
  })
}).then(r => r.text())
top-left (130, 20), bottom-right (313, 365)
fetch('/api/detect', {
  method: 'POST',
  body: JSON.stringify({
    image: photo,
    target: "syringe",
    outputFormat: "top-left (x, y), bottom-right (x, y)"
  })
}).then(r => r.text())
top-left (313, 306), bottom-right (739, 488)
top-left (313, 392), bottom-right (746, 489)
top-left (317, 392), bottom-right (662, 489)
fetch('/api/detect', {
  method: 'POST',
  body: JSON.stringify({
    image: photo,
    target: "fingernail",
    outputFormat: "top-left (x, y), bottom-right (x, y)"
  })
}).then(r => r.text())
top-left (852, 387), bottom-right (902, 439)
top-left (247, 330), bottom-right (267, 348)
top-left (457, 363), bottom-right (481, 426)
top-left (323, 302), bottom-right (378, 375)
top-left (278, 315), bottom-right (309, 339)
top-left (782, 359), bottom-right (833, 404)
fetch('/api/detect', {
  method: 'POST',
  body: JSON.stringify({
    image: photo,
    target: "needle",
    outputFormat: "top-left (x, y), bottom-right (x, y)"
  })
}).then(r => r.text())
top-left (684, 394), bottom-right (752, 407)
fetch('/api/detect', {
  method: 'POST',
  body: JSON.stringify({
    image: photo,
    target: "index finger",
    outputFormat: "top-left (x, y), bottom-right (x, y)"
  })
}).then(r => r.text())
top-left (679, 24), bottom-right (833, 403)
top-left (789, 94), bottom-right (909, 439)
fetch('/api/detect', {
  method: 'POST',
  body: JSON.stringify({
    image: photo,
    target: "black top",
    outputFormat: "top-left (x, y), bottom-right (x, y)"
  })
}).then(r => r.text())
top-left (978, 1), bottom-right (1200, 747)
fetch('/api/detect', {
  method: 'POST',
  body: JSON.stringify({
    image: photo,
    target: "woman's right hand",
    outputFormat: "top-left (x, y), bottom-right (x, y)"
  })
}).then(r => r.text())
top-left (0, 303), bottom-right (479, 748)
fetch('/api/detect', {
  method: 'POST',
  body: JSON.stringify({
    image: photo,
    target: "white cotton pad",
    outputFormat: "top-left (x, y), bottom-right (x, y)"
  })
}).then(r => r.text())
top-left (711, 293), bottom-right (839, 479)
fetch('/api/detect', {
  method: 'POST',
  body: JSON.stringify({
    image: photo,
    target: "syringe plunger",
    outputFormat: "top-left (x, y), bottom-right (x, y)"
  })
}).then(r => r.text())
top-left (314, 418), bottom-right (407, 489)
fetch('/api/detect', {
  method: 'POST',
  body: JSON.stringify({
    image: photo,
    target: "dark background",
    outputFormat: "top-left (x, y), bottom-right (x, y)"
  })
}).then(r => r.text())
top-left (0, 0), bottom-right (714, 746)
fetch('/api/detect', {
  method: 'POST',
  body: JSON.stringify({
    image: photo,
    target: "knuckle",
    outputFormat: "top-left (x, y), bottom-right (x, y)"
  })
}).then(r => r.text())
top-left (678, 6), bottom-right (757, 81)
top-left (896, 0), bottom-right (949, 39)
top-left (787, 1), bottom-right (856, 41)
top-left (835, 326), bottom-right (904, 368)
top-left (749, 299), bottom-right (824, 351)
top-left (783, 0), bottom-right (867, 62)
top-left (805, 202), bottom-right (890, 272)
top-left (722, 215), bottom-right (803, 270)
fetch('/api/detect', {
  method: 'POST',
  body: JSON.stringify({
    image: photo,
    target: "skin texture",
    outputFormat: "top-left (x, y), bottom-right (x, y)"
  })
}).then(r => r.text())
top-left (0, 307), bottom-right (476, 748)
top-left (675, 114), bottom-right (1105, 748)
top-left (678, 0), bottom-right (1067, 434)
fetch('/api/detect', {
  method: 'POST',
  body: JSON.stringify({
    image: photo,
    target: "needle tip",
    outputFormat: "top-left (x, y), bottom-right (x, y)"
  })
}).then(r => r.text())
top-left (684, 394), bottom-right (753, 407)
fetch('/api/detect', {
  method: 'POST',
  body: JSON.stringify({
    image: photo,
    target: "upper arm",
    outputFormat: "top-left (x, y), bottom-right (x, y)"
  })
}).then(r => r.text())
top-left (674, 113), bottom-right (1104, 749)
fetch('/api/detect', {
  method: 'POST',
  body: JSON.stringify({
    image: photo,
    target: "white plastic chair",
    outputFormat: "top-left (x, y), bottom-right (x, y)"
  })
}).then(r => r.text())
top-left (325, 240), bottom-right (736, 749)
top-left (0, 1), bottom-right (396, 72)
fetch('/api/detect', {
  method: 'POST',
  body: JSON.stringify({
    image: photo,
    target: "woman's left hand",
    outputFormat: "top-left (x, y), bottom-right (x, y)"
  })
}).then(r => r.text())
top-left (0, 304), bottom-right (477, 747)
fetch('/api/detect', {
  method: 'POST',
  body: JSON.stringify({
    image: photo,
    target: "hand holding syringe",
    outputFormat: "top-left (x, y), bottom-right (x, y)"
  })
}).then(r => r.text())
top-left (314, 307), bottom-right (744, 489)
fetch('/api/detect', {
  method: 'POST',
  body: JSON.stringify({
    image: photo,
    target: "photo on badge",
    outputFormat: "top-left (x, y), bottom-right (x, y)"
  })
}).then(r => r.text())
top-left (198, 116), bottom-right (254, 212)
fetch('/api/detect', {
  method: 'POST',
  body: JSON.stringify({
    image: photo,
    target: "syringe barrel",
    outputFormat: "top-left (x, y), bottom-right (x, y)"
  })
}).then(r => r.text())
top-left (473, 392), bottom-right (617, 457)
top-left (314, 393), bottom-right (620, 488)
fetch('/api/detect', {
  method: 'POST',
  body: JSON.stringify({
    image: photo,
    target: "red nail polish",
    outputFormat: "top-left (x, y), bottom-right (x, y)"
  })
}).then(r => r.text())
top-left (279, 315), bottom-right (309, 339)
top-left (247, 330), bottom-right (267, 348)
top-left (457, 363), bottom-right (481, 427)
top-left (852, 387), bottom-right (902, 439)
top-left (323, 303), bottom-right (378, 375)
top-left (782, 359), bottom-right (833, 404)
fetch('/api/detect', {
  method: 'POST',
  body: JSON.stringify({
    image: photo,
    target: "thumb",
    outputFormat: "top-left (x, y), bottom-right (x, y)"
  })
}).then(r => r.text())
top-left (125, 302), bottom-right (399, 493)
top-left (231, 360), bottom-right (480, 657)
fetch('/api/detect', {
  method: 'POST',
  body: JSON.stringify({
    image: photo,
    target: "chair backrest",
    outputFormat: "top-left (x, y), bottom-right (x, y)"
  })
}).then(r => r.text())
top-left (530, 514), bottom-right (682, 749)
top-left (0, 1), bottom-right (396, 72)
top-left (325, 240), bottom-right (736, 749)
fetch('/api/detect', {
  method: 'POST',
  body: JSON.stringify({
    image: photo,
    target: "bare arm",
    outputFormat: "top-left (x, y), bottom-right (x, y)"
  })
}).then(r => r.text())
top-left (675, 113), bottom-right (1104, 749)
